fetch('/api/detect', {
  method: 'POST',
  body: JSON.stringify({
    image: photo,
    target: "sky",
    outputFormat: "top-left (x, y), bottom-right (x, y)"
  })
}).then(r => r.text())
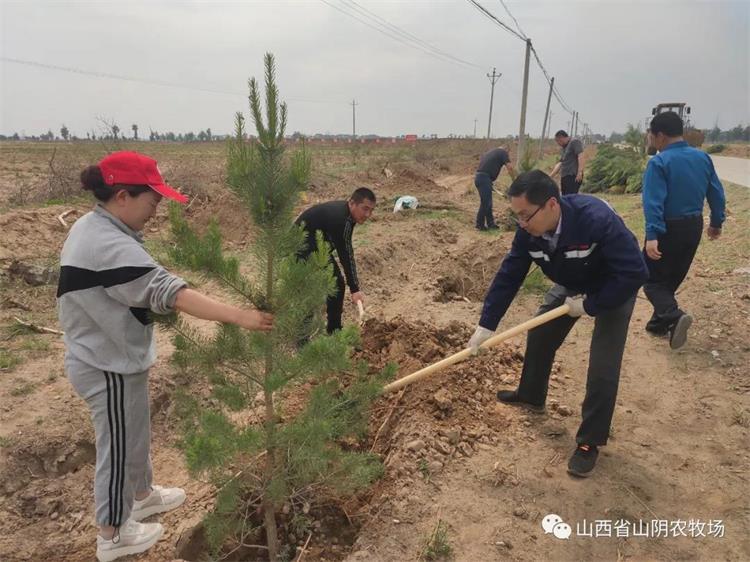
top-left (0, 0), bottom-right (748, 139)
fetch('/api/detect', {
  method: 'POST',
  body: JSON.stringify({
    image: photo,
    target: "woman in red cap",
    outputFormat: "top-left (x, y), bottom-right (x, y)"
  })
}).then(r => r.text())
top-left (57, 151), bottom-right (273, 561)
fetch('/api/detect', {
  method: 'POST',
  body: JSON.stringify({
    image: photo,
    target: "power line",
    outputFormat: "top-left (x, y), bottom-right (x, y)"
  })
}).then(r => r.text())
top-left (340, 0), bottom-right (483, 69)
top-left (2, 56), bottom-right (247, 97)
top-left (528, 47), bottom-right (573, 114)
top-left (1, 56), bottom-right (349, 105)
top-left (494, 0), bottom-right (574, 116)
top-left (320, 0), bottom-right (480, 70)
top-left (465, 0), bottom-right (527, 42)
top-left (497, 0), bottom-right (528, 40)
top-left (467, 0), bottom-right (577, 118)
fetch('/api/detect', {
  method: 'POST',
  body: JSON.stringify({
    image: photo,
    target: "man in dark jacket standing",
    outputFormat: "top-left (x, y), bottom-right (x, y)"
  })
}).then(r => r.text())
top-left (467, 171), bottom-right (648, 477)
top-left (642, 111), bottom-right (726, 349)
top-left (474, 147), bottom-right (516, 230)
top-left (295, 187), bottom-right (375, 334)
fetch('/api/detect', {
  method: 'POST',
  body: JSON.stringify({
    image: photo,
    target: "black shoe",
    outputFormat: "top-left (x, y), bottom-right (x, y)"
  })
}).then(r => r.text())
top-left (645, 323), bottom-right (669, 337)
top-left (645, 315), bottom-right (669, 336)
top-left (496, 390), bottom-right (545, 414)
top-left (476, 225), bottom-right (488, 231)
top-left (567, 444), bottom-right (599, 477)
top-left (669, 314), bottom-right (693, 350)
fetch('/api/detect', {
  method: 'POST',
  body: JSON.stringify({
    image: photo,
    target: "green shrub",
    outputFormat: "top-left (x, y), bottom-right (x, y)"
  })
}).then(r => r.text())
top-left (583, 144), bottom-right (646, 194)
top-left (706, 144), bottom-right (726, 154)
top-left (518, 140), bottom-right (538, 173)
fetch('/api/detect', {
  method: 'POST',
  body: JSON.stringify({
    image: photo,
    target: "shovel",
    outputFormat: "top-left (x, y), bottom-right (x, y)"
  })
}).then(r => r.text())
top-left (383, 304), bottom-right (570, 393)
top-left (357, 301), bottom-right (365, 327)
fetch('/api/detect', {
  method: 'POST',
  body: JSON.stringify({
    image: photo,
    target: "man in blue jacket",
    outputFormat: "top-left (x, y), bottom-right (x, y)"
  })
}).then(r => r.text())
top-left (467, 170), bottom-right (648, 477)
top-left (642, 112), bottom-right (725, 349)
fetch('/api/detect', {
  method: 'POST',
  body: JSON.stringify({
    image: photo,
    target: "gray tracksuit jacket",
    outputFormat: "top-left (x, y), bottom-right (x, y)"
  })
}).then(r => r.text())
top-left (57, 204), bottom-right (186, 374)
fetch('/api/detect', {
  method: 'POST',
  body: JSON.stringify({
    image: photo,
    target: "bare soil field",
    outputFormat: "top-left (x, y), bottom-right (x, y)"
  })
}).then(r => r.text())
top-left (0, 140), bottom-right (748, 562)
top-left (710, 144), bottom-right (750, 159)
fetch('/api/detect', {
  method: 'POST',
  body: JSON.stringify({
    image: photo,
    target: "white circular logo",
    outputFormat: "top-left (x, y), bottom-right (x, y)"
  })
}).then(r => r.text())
top-left (542, 513), bottom-right (563, 534)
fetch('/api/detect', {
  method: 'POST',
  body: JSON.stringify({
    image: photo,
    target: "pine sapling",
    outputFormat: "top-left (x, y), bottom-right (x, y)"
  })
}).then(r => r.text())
top-left (163, 53), bottom-right (391, 560)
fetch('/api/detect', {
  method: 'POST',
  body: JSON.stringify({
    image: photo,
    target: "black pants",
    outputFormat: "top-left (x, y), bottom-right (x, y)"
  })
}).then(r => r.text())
top-left (515, 284), bottom-right (636, 446)
top-left (643, 214), bottom-right (703, 334)
top-left (474, 172), bottom-right (496, 229)
top-left (326, 261), bottom-right (346, 333)
top-left (561, 175), bottom-right (582, 195)
top-left (297, 237), bottom-right (346, 335)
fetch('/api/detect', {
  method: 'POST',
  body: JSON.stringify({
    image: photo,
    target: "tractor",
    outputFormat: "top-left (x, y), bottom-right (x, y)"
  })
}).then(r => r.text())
top-left (646, 102), bottom-right (705, 155)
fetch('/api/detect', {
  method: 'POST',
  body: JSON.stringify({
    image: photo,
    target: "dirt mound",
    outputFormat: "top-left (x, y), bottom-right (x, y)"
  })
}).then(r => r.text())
top-left (4, 437), bottom-right (95, 485)
top-left (427, 221), bottom-right (459, 245)
top-left (183, 189), bottom-right (254, 246)
top-left (0, 427), bottom-right (97, 560)
top-left (392, 169), bottom-right (445, 193)
top-left (432, 245), bottom-right (503, 303)
top-left (359, 317), bottom-right (471, 372)
top-left (355, 317), bottom-right (528, 480)
top-left (371, 168), bottom-right (450, 203)
top-left (434, 274), bottom-right (483, 303)
top-left (0, 206), bottom-right (85, 262)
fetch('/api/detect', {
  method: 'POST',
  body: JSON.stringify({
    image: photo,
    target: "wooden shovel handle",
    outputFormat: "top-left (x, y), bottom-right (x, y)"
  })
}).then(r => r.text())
top-left (383, 304), bottom-right (571, 393)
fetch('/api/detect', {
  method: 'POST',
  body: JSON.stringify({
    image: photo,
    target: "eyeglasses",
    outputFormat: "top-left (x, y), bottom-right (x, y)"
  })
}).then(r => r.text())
top-left (513, 198), bottom-right (549, 225)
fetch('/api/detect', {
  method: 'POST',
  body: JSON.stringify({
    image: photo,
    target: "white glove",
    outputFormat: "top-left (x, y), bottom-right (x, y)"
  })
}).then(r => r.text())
top-left (565, 296), bottom-right (586, 317)
top-left (468, 326), bottom-right (494, 355)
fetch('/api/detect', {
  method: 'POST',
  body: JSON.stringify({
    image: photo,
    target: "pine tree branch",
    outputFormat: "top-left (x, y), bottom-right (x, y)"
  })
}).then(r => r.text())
top-left (249, 77), bottom-right (268, 141)
top-left (224, 361), bottom-right (264, 388)
top-left (214, 270), bottom-right (256, 304)
top-left (211, 452), bottom-right (266, 500)
top-left (171, 320), bottom-right (264, 387)
top-left (264, 53), bottom-right (279, 139)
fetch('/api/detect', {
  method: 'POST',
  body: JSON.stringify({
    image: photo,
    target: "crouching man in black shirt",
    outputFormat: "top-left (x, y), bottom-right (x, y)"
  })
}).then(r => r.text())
top-left (295, 187), bottom-right (376, 333)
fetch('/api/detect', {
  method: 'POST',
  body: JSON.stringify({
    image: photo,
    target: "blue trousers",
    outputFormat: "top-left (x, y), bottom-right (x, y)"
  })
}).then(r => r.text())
top-left (474, 172), bottom-right (496, 229)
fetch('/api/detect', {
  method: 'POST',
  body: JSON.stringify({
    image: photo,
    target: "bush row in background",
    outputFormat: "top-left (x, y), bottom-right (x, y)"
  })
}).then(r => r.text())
top-left (583, 144), bottom-right (646, 194)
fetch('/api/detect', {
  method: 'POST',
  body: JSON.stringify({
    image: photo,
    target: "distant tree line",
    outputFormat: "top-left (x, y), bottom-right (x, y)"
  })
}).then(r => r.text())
top-left (0, 124), bottom-right (221, 142)
top-left (703, 124), bottom-right (750, 143)
top-left (609, 123), bottom-right (750, 144)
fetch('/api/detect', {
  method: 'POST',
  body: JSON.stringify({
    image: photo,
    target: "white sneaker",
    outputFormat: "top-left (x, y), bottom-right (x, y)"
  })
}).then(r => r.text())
top-left (96, 519), bottom-right (163, 562)
top-left (131, 484), bottom-right (186, 521)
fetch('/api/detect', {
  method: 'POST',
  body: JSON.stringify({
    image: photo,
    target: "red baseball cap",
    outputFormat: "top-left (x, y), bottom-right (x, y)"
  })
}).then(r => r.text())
top-left (99, 151), bottom-right (188, 204)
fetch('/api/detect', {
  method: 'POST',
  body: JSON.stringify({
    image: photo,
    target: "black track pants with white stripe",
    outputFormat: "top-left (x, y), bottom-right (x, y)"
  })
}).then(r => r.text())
top-left (67, 360), bottom-right (152, 527)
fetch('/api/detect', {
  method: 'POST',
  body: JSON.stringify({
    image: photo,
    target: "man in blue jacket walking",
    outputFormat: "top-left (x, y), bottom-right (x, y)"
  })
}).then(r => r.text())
top-left (467, 170), bottom-right (648, 477)
top-left (642, 112), bottom-right (726, 349)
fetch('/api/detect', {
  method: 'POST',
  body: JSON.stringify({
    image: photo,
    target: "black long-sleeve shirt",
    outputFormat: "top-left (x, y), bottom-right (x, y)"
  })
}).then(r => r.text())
top-left (295, 200), bottom-right (360, 293)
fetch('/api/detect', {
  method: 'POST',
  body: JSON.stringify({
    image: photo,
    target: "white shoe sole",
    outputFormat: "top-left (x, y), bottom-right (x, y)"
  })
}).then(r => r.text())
top-left (96, 525), bottom-right (163, 562)
top-left (131, 489), bottom-right (186, 521)
top-left (670, 314), bottom-right (693, 350)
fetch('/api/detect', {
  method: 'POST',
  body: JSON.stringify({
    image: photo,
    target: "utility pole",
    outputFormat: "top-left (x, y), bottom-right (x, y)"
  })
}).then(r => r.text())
top-left (538, 76), bottom-right (554, 160)
top-left (573, 111), bottom-right (579, 137)
top-left (516, 38), bottom-right (532, 166)
top-left (351, 99), bottom-right (358, 139)
top-left (473, 118), bottom-right (478, 138)
top-left (486, 67), bottom-right (501, 139)
top-left (546, 110), bottom-right (554, 141)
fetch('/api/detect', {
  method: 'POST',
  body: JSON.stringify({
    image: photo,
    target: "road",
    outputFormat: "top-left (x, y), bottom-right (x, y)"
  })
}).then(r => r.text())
top-left (711, 155), bottom-right (750, 187)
